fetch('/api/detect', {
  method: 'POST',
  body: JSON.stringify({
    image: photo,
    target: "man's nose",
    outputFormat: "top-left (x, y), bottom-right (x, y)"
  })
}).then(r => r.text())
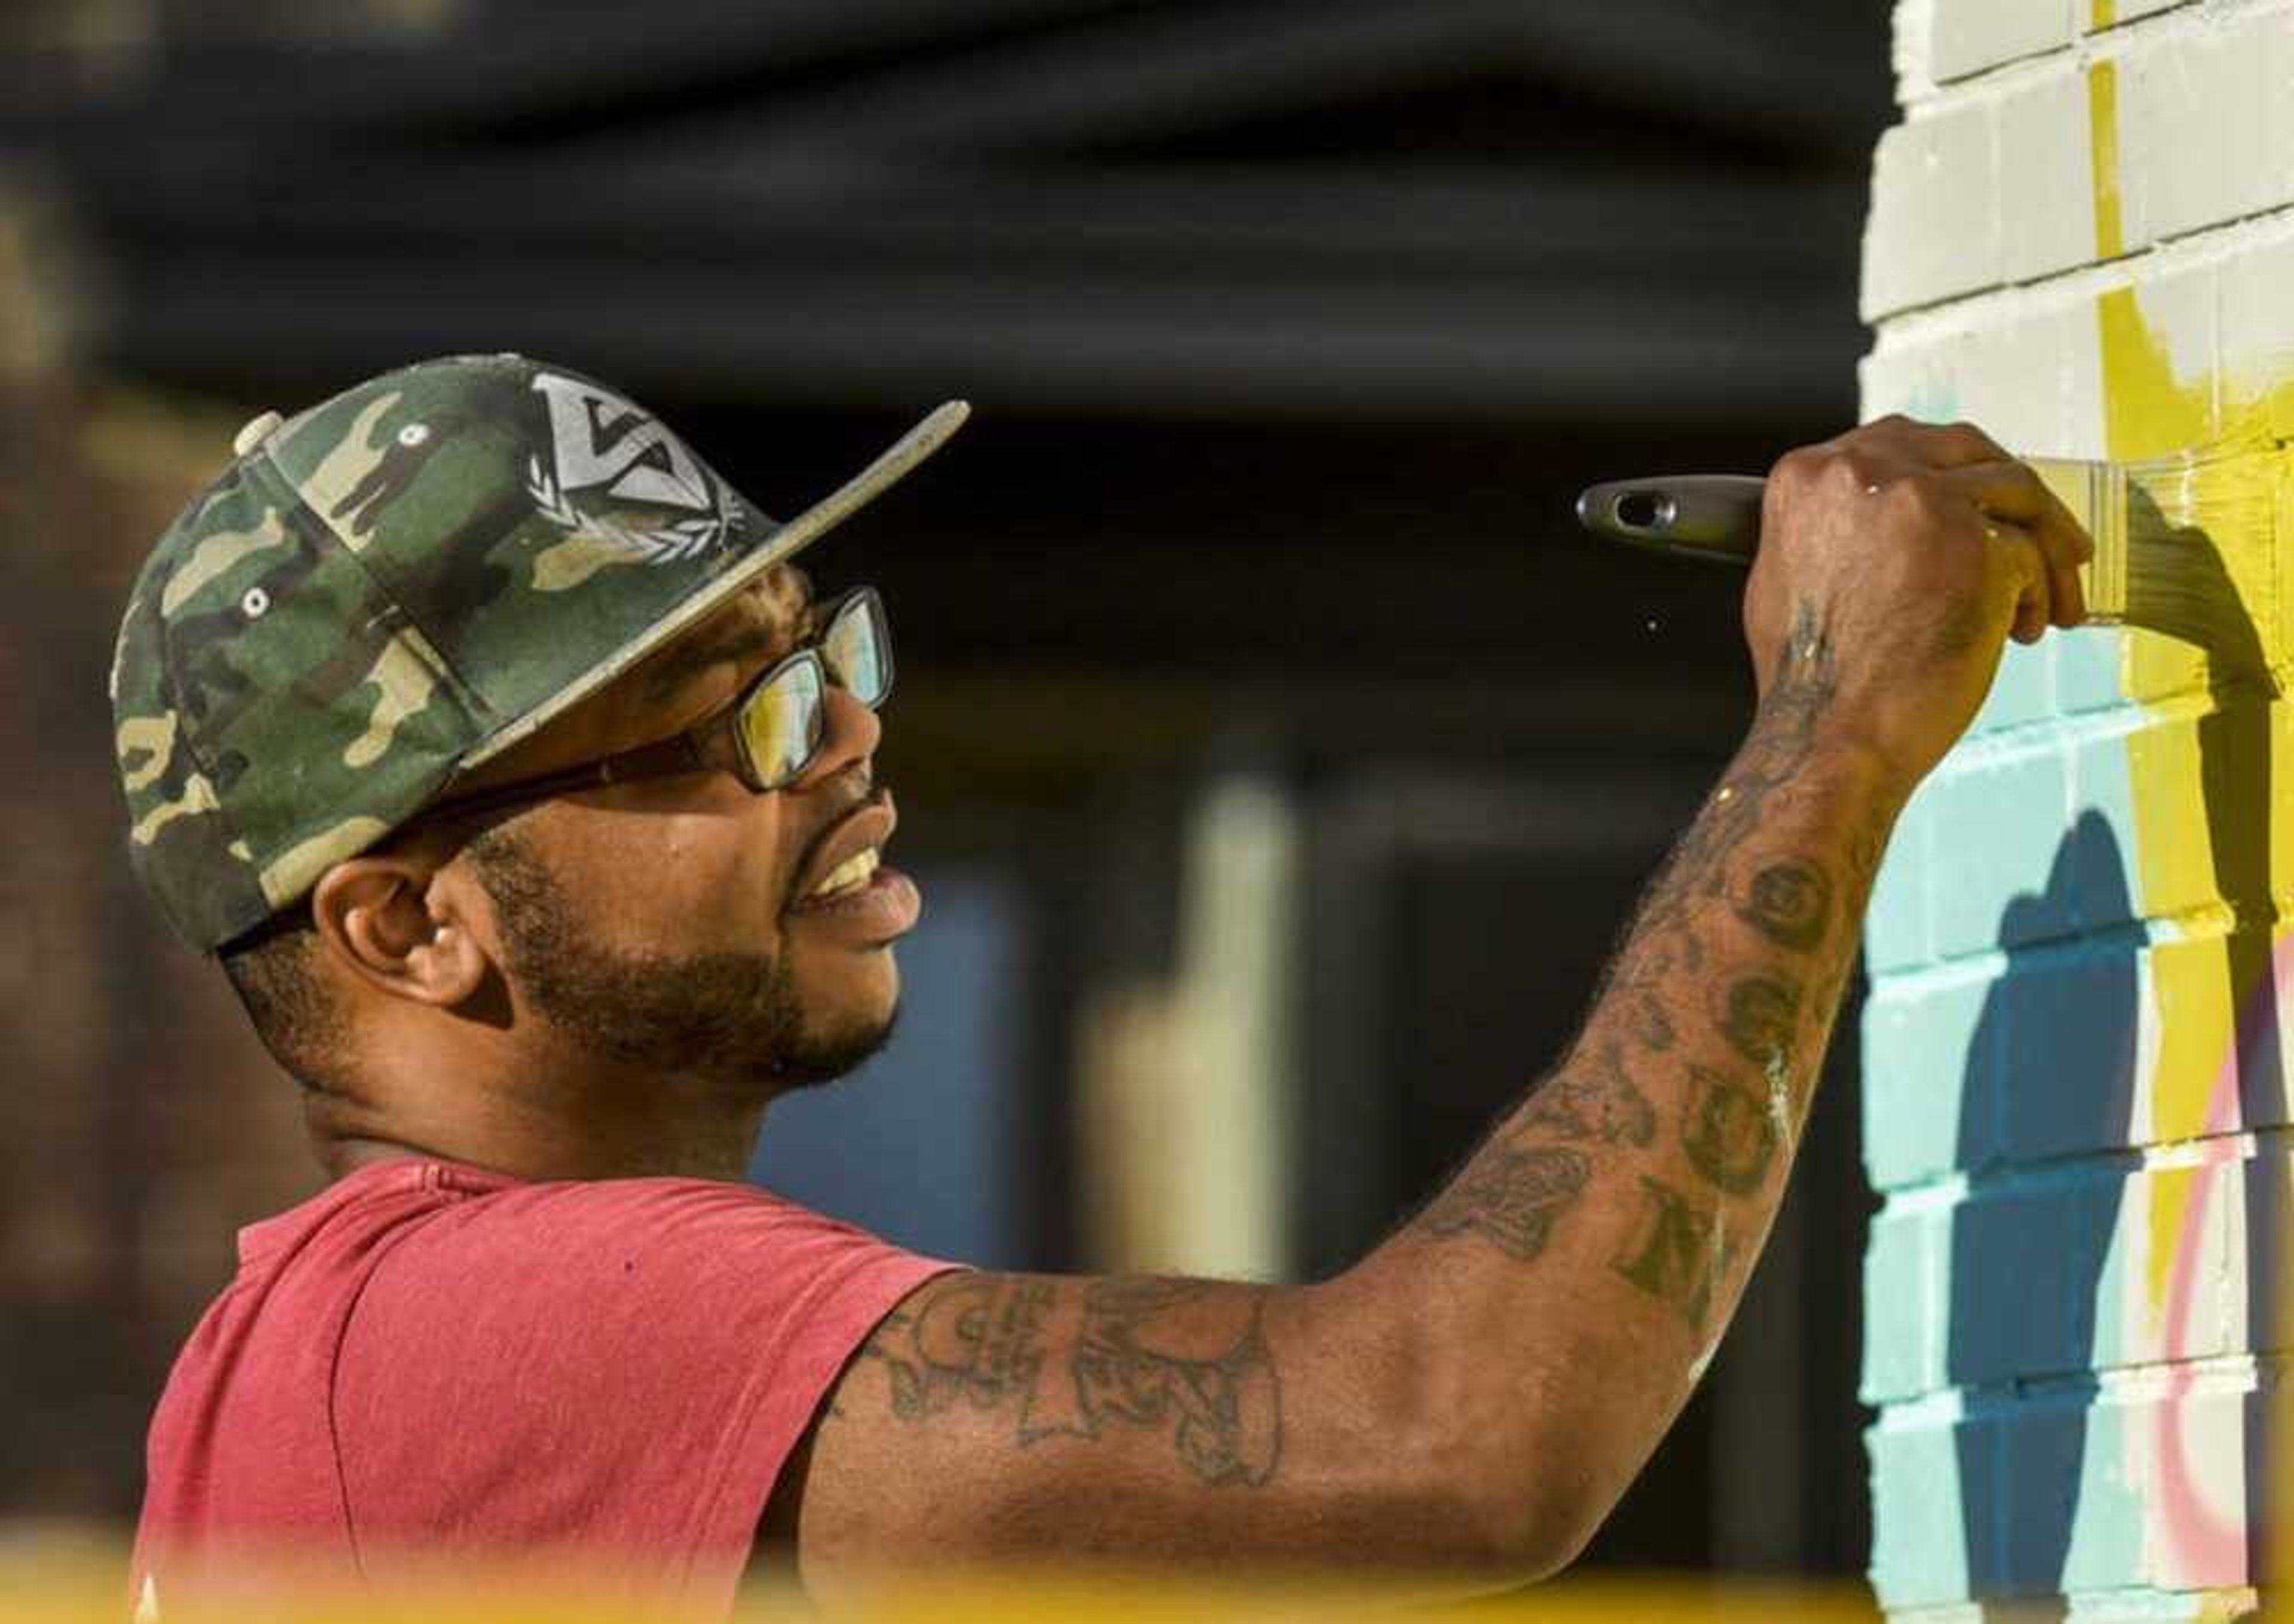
top-left (791, 683), bottom-right (881, 791)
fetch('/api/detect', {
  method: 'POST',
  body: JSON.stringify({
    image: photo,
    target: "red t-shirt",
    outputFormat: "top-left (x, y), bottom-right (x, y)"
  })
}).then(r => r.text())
top-left (130, 1158), bottom-right (957, 1620)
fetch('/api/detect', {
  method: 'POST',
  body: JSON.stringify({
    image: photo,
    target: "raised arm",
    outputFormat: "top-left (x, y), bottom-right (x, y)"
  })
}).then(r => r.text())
top-left (757, 417), bottom-right (2093, 1600)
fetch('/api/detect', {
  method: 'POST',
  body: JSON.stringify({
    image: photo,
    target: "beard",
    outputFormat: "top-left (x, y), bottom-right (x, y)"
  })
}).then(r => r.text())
top-left (467, 828), bottom-right (894, 1092)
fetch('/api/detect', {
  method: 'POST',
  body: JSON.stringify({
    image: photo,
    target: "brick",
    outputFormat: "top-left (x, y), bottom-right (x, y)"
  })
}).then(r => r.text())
top-left (1930, 0), bottom-right (2074, 83)
top-left (2218, 226), bottom-right (2294, 439)
top-left (2120, 8), bottom-right (2294, 245)
top-left (1922, 739), bottom-right (2075, 960)
top-left (1867, 1401), bottom-right (1975, 1607)
top-left (1866, 778), bottom-right (1936, 973)
top-left (1999, 66), bottom-right (2100, 283)
top-left (1969, 637), bottom-right (2057, 735)
top-left (2054, 625), bottom-right (2129, 713)
top-left (1996, 938), bottom-right (2147, 1163)
top-left (1864, 969), bottom-right (1998, 1190)
top-left (1865, 1202), bottom-right (1946, 1400)
top-left (1864, 103), bottom-right (2002, 321)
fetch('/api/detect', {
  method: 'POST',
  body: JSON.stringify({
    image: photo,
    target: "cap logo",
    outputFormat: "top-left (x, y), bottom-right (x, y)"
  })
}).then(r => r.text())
top-left (523, 372), bottom-right (741, 564)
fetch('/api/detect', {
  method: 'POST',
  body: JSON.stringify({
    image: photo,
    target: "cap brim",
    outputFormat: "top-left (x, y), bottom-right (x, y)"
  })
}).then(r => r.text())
top-left (458, 399), bottom-right (970, 772)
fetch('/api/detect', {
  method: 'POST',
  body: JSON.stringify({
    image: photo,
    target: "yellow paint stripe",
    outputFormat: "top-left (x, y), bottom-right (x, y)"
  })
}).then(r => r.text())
top-left (2088, 59), bottom-right (2124, 262)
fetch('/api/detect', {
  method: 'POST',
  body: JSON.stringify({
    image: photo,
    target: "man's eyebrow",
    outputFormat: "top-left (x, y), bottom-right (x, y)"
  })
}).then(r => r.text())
top-left (635, 612), bottom-right (792, 706)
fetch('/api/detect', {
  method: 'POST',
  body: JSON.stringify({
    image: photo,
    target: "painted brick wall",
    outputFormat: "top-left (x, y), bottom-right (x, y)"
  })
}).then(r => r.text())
top-left (1858, 1), bottom-right (2294, 1617)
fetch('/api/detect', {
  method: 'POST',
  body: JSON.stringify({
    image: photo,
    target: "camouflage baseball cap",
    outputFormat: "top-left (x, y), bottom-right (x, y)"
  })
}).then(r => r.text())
top-left (110, 352), bottom-right (968, 951)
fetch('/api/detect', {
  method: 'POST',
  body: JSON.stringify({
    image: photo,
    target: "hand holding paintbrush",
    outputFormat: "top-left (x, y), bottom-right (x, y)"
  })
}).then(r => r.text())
top-left (1578, 416), bottom-right (2275, 695)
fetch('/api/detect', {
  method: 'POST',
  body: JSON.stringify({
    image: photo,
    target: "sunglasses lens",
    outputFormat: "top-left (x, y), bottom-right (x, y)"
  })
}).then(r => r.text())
top-left (822, 593), bottom-right (892, 707)
top-left (738, 657), bottom-right (826, 788)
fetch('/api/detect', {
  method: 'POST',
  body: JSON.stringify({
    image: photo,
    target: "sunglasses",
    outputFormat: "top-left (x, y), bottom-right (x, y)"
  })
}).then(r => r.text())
top-left (430, 587), bottom-right (894, 822)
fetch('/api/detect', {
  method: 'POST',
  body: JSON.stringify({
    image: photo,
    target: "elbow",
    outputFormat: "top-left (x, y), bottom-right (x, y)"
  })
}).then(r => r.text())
top-left (1372, 1392), bottom-right (1609, 1588)
top-left (1450, 1425), bottom-right (1608, 1586)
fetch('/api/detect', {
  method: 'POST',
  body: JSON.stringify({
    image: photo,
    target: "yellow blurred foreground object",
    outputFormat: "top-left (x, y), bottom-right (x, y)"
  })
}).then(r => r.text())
top-left (4, 1534), bottom-right (1877, 1623)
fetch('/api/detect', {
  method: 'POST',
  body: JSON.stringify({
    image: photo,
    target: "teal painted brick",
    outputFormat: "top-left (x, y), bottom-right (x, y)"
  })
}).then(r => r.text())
top-left (2068, 730), bottom-right (2144, 930)
top-left (1940, 1177), bottom-right (2097, 1387)
top-left (1869, 1424), bottom-right (1974, 1607)
top-left (1868, 785), bottom-right (1937, 973)
top-left (1864, 1203), bottom-right (1944, 1401)
top-left (1864, 970), bottom-right (1995, 1190)
top-left (1997, 941), bottom-right (2146, 1164)
top-left (2056, 626), bottom-right (2130, 715)
top-left (1968, 637), bottom-right (2058, 735)
top-left (1924, 742), bottom-right (2075, 960)
top-left (1869, 1402), bottom-right (1974, 1608)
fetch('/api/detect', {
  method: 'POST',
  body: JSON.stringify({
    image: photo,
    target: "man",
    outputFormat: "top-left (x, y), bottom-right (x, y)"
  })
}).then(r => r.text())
top-left (114, 353), bottom-right (2091, 1618)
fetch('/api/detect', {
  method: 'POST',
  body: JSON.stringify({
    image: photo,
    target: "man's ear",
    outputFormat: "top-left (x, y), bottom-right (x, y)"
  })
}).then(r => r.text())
top-left (310, 851), bottom-right (491, 1008)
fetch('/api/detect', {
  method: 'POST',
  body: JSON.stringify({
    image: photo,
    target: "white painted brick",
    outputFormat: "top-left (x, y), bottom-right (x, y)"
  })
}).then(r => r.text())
top-left (1999, 66), bottom-right (2099, 281)
top-left (1864, 103), bottom-right (2002, 321)
top-left (1930, 0), bottom-right (2074, 83)
top-left (1894, 0), bottom-right (1942, 106)
top-left (2214, 11), bottom-right (2294, 228)
top-left (2218, 225), bottom-right (2294, 433)
top-left (2123, 30), bottom-right (2226, 247)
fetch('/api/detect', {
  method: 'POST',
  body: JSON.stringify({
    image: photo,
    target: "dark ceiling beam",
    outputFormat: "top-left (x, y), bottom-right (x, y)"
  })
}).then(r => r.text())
top-left (626, 0), bottom-right (1882, 165)
top-left (0, 0), bottom-right (1137, 136)
top-left (99, 242), bottom-right (1854, 423)
top-left (72, 151), bottom-right (1863, 277)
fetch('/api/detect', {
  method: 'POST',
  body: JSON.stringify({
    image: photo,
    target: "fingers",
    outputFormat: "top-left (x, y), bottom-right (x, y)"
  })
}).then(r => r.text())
top-left (1940, 458), bottom-right (2093, 628)
top-left (1849, 414), bottom-right (2014, 471)
top-left (1986, 515), bottom-right (2052, 644)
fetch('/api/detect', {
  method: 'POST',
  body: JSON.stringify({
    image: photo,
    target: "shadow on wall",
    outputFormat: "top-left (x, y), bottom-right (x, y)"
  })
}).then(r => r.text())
top-left (1948, 809), bottom-right (2138, 1615)
top-left (1946, 712), bottom-right (2288, 1609)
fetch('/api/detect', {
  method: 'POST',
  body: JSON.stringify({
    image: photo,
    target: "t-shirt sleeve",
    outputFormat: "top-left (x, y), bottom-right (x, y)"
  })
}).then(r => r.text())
top-left (330, 1176), bottom-right (960, 1616)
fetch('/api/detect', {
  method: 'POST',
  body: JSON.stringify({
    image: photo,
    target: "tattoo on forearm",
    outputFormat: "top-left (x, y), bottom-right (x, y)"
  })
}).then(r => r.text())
top-left (860, 1274), bottom-right (1282, 1487)
top-left (1610, 1175), bottom-right (1733, 1331)
top-left (1420, 1142), bottom-right (1591, 1260)
top-left (1714, 975), bottom-right (1802, 1076)
top-left (1521, 1042), bottom-right (1658, 1147)
top-left (1680, 1064), bottom-right (1781, 1196)
top-left (1734, 861), bottom-right (1832, 953)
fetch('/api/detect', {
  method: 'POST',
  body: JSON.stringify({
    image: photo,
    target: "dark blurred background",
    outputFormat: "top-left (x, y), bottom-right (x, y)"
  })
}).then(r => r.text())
top-left (0, 0), bottom-right (1891, 1584)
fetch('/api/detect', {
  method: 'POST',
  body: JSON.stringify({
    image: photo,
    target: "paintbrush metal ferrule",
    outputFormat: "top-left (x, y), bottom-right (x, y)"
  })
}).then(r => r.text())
top-left (2026, 457), bottom-right (2129, 622)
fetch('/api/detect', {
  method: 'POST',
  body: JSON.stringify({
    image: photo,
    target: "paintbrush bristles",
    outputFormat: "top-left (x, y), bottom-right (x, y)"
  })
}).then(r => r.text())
top-left (2044, 438), bottom-right (2282, 689)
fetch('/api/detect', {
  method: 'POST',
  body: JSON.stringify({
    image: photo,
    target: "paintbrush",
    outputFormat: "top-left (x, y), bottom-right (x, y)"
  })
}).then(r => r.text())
top-left (1575, 444), bottom-right (2281, 686)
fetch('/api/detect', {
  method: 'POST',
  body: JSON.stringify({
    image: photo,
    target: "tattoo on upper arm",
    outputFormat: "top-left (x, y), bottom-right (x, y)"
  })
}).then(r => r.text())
top-left (1733, 861), bottom-right (1832, 952)
top-left (1680, 1064), bottom-right (1781, 1196)
top-left (858, 1274), bottom-right (1283, 1488)
top-left (1419, 1142), bottom-right (1591, 1260)
top-left (1609, 1175), bottom-right (1733, 1331)
top-left (1521, 1042), bottom-right (1658, 1147)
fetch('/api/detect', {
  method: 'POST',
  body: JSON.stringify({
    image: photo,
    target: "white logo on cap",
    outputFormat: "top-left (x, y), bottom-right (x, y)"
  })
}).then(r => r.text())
top-left (523, 372), bottom-right (741, 564)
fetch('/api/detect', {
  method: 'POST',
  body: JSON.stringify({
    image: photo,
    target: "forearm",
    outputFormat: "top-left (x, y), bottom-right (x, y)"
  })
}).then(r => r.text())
top-left (1347, 641), bottom-right (1904, 1566)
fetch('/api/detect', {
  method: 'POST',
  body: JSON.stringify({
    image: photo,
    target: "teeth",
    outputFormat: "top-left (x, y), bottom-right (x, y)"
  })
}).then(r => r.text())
top-left (809, 847), bottom-right (880, 898)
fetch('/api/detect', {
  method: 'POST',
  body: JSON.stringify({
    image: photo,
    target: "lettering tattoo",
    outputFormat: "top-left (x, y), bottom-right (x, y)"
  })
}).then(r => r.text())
top-left (1734, 861), bottom-right (1832, 953)
top-left (1420, 1142), bottom-right (1591, 1260)
top-left (859, 1274), bottom-right (1282, 1487)
top-left (1714, 975), bottom-right (1801, 1074)
top-left (1522, 1042), bottom-right (1658, 1147)
top-left (1610, 1175), bottom-right (1734, 1330)
top-left (1680, 1064), bottom-right (1780, 1196)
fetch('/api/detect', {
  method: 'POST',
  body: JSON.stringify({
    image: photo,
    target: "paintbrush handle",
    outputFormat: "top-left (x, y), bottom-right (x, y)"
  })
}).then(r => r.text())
top-left (1573, 474), bottom-right (1765, 564)
top-left (1575, 463), bottom-right (2129, 616)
